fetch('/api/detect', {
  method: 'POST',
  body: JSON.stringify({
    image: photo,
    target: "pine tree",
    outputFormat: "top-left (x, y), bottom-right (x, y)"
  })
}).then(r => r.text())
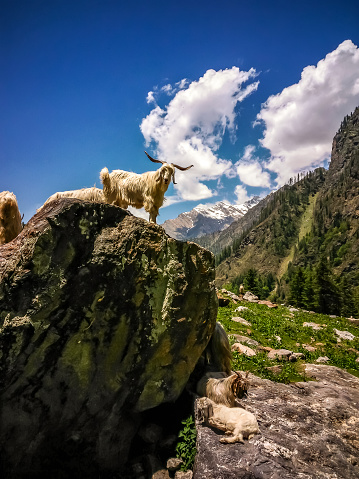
top-left (313, 257), bottom-right (340, 315)
top-left (338, 276), bottom-right (356, 317)
top-left (288, 267), bottom-right (305, 307)
top-left (244, 269), bottom-right (258, 293)
top-left (302, 268), bottom-right (315, 311)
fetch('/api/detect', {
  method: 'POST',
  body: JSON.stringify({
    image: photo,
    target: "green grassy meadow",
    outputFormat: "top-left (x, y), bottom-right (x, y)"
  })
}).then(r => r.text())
top-left (217, 295), bottom-right (359, 382)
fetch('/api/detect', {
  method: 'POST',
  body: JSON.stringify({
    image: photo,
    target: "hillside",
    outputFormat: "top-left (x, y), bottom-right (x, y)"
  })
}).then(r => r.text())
top-left (214, 107), bottom-right (359, 317)
top-left (214, 167), bottom-right (326, 275)
top-left (161, 197), bottom-right (260, 240)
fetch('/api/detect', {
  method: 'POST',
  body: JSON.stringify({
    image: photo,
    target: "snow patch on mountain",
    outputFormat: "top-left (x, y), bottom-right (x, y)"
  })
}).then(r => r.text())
top-left (162, 197), bottom-right (260, 240)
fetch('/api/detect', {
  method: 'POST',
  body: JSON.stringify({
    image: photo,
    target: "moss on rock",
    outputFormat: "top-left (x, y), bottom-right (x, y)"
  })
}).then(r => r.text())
top-left (0, 199), bottom-right (217, 476)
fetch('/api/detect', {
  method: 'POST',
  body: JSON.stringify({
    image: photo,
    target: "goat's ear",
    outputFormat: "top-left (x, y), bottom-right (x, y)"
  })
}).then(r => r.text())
top-left (155, 170), bottom-right (162, 182)
top-left (172, 170), bottom-right (177, 184)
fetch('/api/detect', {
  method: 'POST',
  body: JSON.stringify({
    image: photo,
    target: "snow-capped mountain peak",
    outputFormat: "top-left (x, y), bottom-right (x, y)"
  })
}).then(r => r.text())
top-left (162, 197), bottom-right (260, 240)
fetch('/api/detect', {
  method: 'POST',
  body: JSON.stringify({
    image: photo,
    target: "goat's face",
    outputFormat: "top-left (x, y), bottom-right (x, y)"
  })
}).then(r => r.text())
top-left (158, 164), bottom-right (175, 186)
top-left (231, 371), bottom-right (250, 399)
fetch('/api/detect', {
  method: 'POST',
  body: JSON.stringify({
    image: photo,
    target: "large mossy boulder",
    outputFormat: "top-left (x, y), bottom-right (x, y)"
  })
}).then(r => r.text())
top-left (0, 199), bottom-right (218, 477)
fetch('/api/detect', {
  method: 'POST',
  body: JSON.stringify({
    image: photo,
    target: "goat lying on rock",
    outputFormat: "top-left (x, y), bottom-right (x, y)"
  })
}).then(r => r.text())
top-left (197, 397), bottom-right (260, 444)
top-left (39, 187), bottom-right (105, 210)
top-left (100, 151), bottom-right (193, 223)
top-left (196, 370), bottom-right (249, 407)
top-left (0, 191), bottom-right (22, 245)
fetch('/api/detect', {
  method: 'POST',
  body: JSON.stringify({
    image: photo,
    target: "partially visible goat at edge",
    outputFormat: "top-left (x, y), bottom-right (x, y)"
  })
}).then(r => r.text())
top-left (38, 187), bottom-right (105, 211)
top-left (100, 151), bottom-right (193, 223)
top-left (197, 397), bottom-right (260, 444)
top-left (203, 322), bottom-right (232, 375)
top-left (0, 191), bottom-right (22, 245)
top-left (196, 370), bottom-right (249, 407)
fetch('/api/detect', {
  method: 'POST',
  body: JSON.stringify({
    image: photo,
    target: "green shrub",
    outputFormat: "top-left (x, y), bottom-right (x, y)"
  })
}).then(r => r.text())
top-left (176, 416), bottom-right (197, 471)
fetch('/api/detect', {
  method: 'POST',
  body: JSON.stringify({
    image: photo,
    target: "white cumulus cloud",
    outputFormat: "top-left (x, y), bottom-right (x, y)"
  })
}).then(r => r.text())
top-left (234, 184), bottom-right (250, 204)
top-left (140, 67), bottom-right (259, 201)
top-left (235, 145), bottom-right (271, 187)
top-left (257, 40), bottom-right (359, 185)
top-left (161, 84), bottom-right (173, 95)
top-left (146, 91), bottom-right (156, 104)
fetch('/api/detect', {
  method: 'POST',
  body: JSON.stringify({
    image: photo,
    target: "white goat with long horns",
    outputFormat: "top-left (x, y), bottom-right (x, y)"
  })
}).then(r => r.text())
top-left (100, 151), bottom-right (193, 223)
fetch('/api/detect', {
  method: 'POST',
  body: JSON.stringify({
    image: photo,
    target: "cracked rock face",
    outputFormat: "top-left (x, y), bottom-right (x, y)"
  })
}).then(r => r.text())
top-left (0, 199), bottom-right (218, 477)
top-left (194, 365), bottom-right (359, 479)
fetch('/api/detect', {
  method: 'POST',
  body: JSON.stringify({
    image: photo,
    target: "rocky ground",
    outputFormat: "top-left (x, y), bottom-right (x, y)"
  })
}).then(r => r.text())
top-left (194, 364), bottom-right (359, 479)
top-left (190, 289), bottom-right (359, 479)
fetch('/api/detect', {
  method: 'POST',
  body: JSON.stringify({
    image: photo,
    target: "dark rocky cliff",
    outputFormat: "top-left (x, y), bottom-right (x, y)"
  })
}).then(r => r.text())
top-left (330, 106), bottom-right (359, 178)
top-left (0, 199), bottom-right (218, 477)
top-left (323, 106), bottom-right (359, 222)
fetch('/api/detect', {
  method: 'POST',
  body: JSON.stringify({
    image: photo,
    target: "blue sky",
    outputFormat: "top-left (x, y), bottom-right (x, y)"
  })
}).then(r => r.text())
top-left (1, 0), bottom-right (359, 223)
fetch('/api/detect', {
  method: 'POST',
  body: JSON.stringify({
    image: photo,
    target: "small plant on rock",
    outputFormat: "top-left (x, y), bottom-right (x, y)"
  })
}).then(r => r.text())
top-left (176, 415), bottom-right (197, 471)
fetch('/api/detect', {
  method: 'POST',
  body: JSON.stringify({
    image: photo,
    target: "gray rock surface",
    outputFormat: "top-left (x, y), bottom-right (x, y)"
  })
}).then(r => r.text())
top-left (267, 348), bottom-right (293, 361)
top-left (230, 334), bottom-right (259, 347)
top-left (231, 342), bottom-right (256, 356)
top-left (334, 329), bottom-right (356, 341)
top-left (194, 365), bottom-right (359, 478)
top-left (167, 457), bottom-right (184, 472)
top-left (175, 471), bottom-right (193, 478)
top-left (0, 199), bottom-right (218, 477)
top-left (243, 291), bottom-right (259, 302)
top-left (231, 317), bottom-right (251, 326)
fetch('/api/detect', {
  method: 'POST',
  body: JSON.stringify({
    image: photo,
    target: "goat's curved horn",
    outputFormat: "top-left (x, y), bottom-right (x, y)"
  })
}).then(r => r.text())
top-left (172, 163), bottom-right (194, 171)
top-left (144, 151), bottom-right (165, 164)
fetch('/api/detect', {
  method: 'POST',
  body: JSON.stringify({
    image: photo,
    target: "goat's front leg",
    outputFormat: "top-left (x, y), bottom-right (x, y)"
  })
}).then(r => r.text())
top-left (220, 433), bottom-right (244, 444)
top-left (220, 425), bottom-right (245, 443)
top-left (208, 417), bottom-right (227, 432)
top-left (144, 201), bottom-right (158, 223)
top-left (149, 212), bottom-right (157, 223)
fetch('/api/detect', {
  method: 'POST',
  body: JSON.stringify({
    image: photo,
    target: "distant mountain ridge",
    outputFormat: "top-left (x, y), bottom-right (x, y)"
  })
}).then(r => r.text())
top-left (161, 197), bottom-right (261, 240)
top-left (193, 193), bottom-right (274, 255)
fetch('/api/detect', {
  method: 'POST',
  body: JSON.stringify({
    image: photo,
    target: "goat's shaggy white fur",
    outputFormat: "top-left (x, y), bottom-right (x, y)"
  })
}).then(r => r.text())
top-left (100, 152), bottom-right (193, 223)
top-left (197, 397), bottom-right (260, 444)
top-left (196, 371), bottom-right (249, 407)
top-left (0, 191), bottom-right (22, 245)
top-left (100, 165), bottom-right (173, 223)
top-left (39, 187), bottom-right (105, 211)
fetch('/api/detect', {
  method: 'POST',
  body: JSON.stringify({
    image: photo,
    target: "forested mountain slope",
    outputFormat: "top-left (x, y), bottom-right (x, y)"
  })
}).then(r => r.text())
top-left (214, 107), bottom-right (359, 316)
top-left (215, 168), bottom-right (327, 279)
